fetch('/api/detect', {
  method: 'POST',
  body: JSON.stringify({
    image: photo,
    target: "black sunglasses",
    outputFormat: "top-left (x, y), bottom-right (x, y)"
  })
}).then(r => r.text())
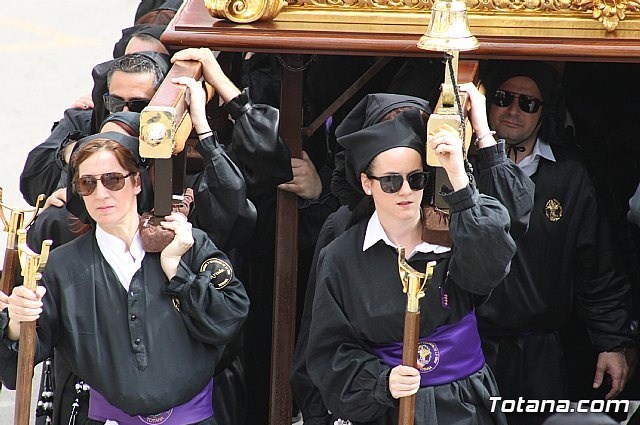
top-left (366, 171), bottom-right (430, 194)
top-left (74, 172), bottom-right (136, 196)
top-left (103, 94), bottom-right (151, 113)
top-left (492, 89), bottom-right (544, 114)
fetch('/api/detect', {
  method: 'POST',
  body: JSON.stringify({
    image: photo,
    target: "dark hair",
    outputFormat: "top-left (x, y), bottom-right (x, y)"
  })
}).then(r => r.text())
top-left (71, 138), bottom-right (140, 184)
top-left (381, 106), bottom-right (429, 123)
top-left (136, 9), bottom-right (177, 25)
top-left (107, 53), bottom-right (164, 90)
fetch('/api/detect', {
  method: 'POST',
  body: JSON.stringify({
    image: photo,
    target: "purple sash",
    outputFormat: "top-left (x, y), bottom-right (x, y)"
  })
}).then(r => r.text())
top-left (372, 312), bottom-right (485, 386)
top-left (88, 379), bottom-right (214, 425)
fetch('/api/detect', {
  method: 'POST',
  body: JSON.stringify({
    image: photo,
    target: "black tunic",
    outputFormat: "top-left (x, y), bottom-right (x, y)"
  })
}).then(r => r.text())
top-left (0, 228), bottom-right (249, 416)
top-left (306, 185), bottom-right (515, 424)
top-left (477, 145), bottom-right (632, 400)
top-left (291, 142), bottom-right (535, 424)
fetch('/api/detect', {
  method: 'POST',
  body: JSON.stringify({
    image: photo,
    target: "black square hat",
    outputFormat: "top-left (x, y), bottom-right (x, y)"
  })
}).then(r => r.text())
top-left (337, 107), bottom-right (427, 178)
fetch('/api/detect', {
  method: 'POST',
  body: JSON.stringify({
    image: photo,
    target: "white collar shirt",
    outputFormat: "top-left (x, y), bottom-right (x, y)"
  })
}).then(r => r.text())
top-left (95, 225), bottom-right (145, 291)
top-left (363, 211), bottom-right (451, 258)
top-left (517, 138), bottom-right (556, 177)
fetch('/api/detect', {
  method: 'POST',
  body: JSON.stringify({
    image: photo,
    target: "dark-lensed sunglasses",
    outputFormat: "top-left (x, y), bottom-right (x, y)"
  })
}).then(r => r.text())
top-left (74, 172), bottom-right (136, 196)
top-left (103, 94), bottom-right (151, 113)
top-left (492, 89), bottom-right (544, 114)
top-left (366, 171), bottom-right (430, 194)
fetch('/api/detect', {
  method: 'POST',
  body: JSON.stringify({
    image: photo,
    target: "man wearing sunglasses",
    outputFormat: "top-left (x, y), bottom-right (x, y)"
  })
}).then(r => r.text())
top-left (476, 61), bottom-right (633, 425)
top-left (20, 52), bottom-right (170, 208)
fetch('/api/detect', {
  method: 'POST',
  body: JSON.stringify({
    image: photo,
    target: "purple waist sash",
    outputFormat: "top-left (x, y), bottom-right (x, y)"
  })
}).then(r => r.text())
top-left (88, 379), bottom-right (214, 425)
top-left (371, 312), bottom-right (485, 387)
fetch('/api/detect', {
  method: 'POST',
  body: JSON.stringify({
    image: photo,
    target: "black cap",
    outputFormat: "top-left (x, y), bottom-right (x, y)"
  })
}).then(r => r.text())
top-left (113, 24), bottom-right (167, 59)
top-left (134, 0), bottom-right (183, 24)
top-left (337, 108), bottom-right (426, 178)
top-left (101, 112), bottom-right (141, 136)
top-left (332, 94), bottom-right (430, 205)
top-left (336, 93), bottom-right (430, 139)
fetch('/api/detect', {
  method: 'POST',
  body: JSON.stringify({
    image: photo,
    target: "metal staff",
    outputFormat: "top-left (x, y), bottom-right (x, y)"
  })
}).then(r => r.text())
top-left (14, 230), bottom-right (51, 425)
top-left (0, 189), bottom-right (44, 296)
top-left (397, 247), bottom-right (435, 425)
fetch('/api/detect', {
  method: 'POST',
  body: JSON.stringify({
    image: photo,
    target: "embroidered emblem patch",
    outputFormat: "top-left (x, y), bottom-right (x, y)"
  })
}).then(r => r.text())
top-left (417, 341), bottom-right (440, 373)
top-left (545, 198), bottom-right (563, 222)
top-left (199, 258), bottom-right (233, 289)
top-left (138, 409), bottom-right (173, 424)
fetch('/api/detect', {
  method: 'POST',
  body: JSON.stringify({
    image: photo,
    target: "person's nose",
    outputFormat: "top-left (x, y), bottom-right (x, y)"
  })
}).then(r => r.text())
top-left (93, 179), bottom-right (111, 198)
top-left (398, 177), bottom-right (413, 196)
top-left (506, 97), bottom-right (521, 114)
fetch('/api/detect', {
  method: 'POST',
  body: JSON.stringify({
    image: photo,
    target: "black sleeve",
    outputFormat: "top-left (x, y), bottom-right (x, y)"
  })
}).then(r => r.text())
top-left (473, 141), bottom-right (535, 240)
top-left (163, 230), bottom-right (250, 346)
top-left (20, 108), bottom-right (91, 205)
top-left (223, 88), bottom-right (293, 198)
top-left (444, 184), bottom-right (517, 295)
top-left (575, 194), bottom-right (633, 352)
top-left (188, 134), bottom-right (257, 251)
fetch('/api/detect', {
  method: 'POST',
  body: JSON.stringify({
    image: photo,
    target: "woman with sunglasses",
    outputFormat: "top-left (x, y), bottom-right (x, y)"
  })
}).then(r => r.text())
top-left (0, 137), bottom-right (249, 425)
top-left (304, 91), bottom-right (521, 424)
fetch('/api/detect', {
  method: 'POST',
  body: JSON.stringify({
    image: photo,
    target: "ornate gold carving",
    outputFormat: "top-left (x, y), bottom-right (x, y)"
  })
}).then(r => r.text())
top-left (288, 0), bottom-right (640, 31)
top-left (205, 0), bottom-right (287, 22)
top-left (575, 0), bottom-right (640, 31)
top-left (292, 0), bottom-right (433, 9)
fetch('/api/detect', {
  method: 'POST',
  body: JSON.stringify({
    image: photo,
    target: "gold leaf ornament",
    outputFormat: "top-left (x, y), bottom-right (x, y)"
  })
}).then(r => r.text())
top-left (205, 0), bottom-right (287, 22)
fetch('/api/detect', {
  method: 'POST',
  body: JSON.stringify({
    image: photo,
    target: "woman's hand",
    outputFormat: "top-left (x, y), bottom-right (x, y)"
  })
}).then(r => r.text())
top-left (427, 126), bottom-right (469, 191)
top-left (171, 76), bottom-right (209, 135)
top-left (388, 365), bottom-right (421, 399)
top-left (159, 212), bottom-right (194, 280)
top-left (172, 48), bottom-right (241, 103)
top-left (6, 285), bottom-right (46, 341)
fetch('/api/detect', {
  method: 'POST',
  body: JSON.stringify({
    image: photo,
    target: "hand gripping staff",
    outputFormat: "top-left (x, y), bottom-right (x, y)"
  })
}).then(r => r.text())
top-left (14, 229), bottom-right (52, 425)
top-left (397, 247), bottom-right (435, 425)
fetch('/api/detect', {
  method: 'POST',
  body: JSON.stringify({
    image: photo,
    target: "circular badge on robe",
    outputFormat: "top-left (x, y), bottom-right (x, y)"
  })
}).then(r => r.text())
top-left (138, 409), bottom-right (173, 424)
top-left (417, 341), bottom-right (440, 373)
top-left (200, 258), bottom-right (233, 289)
top-left (545, 198), bottom-right (563, 222)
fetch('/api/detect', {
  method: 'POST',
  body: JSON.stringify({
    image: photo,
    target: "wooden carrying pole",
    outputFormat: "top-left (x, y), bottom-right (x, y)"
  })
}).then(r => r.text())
top-left (397, 248), bottom-right (434, 425)
top-left (14, 230), bottom-right (51, 425)
top-left (139, 60), bottom-right (212, 217)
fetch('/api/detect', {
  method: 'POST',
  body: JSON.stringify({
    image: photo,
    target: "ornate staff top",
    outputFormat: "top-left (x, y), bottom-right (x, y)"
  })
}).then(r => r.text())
top-left (397, 246), bottom-right (436, 313)
top-left (0, 189), bottom-right (44, 247)
top-left (17, 229), bottom-right (51, 292)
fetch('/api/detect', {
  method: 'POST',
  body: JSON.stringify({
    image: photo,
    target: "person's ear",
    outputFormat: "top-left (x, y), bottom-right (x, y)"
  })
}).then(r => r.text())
top-left (361, 172), bottom-right (372, 196)
top-left (134, 173), bottom-right (142, 195)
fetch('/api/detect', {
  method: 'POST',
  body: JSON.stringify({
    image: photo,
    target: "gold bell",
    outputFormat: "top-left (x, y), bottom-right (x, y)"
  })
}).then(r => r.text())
top-left (417, 0), bottom-right (479, 53)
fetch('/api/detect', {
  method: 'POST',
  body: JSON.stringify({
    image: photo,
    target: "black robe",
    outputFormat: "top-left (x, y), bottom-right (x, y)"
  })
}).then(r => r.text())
top-left (291, 142), bottom-right (535, 424)
top-left (0, 228), bottom-right (249, 416)
top-left (306, 184), bottom-right (515, 425)
top-left (477, 145), bottom-right (632, 406)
